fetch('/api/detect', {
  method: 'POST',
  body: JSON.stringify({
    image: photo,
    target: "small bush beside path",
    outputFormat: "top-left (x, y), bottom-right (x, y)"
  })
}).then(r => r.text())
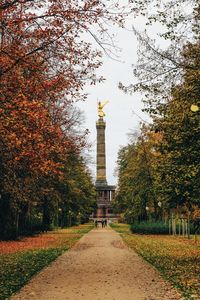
top-left (111, 223), bottom-right (200, 300)
top-left (0, 224), bottom-right (93, 300)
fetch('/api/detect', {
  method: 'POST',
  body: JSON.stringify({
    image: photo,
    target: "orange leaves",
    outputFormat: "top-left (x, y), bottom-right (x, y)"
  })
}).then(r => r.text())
top-left (192, 207), bottom-right (200, 220)
top-left (0, 0), bottom-right (124, 240)
top-left (0, 225), bottom-right (92, 254)
top-left (0, 235), bottom-right (56, 254)
top-left (0, 67), bottom-right (67, 175)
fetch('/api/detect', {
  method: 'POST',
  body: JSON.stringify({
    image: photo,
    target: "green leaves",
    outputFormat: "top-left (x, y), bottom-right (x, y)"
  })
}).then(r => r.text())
top-left (115, 127), bottom-right (159, 222)
top-left (116, 39), bottom-right (200, 222)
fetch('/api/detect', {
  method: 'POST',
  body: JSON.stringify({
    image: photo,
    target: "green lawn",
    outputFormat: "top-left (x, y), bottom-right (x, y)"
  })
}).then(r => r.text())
top-left (0, 224), bottom-right (93, 300)
top-left (111, 223), bottom-right (200, 300)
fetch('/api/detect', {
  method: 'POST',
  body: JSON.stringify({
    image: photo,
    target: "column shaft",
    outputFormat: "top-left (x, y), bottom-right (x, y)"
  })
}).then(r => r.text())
top-left (96, 118), bottom-right (107, 185)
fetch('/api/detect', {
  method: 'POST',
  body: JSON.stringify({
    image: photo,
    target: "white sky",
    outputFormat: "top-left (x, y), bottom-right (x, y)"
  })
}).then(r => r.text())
top-left (76, 14), bottom-right (157, 185)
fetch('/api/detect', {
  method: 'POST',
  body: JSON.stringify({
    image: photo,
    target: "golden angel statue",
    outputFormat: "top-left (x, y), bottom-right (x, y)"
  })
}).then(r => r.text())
top-left (98, 100), bottom-right (109, 118)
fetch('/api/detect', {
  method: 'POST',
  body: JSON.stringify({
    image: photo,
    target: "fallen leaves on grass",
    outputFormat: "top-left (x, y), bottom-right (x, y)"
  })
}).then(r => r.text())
top-left (0, 224), bottom-right (93, 300)
top-left (112, 223), bottom-right (200, 300)
top-left (0, 224), bottom-right (93, 254)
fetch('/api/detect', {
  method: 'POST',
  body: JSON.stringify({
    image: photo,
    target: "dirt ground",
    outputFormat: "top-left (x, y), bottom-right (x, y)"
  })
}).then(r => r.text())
top-left (10, 226), bottom-right (183, 300)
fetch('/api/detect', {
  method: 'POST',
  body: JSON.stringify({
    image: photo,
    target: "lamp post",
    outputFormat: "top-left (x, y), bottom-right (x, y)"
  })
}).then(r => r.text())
top-left (58, 208), bottom-right (62, 227)
top-left (78, 212), bottom-right (81, 224)
top-left (158, 201), bottom-right (162, 221)
top-left (68, 210), bottom-right (72, 227)
top-left (146, 206), bottom-right (149, 221)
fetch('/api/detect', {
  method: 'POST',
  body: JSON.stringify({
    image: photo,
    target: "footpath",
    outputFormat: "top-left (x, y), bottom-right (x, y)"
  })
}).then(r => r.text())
top-left (11, 226), bottom-right (183, 300)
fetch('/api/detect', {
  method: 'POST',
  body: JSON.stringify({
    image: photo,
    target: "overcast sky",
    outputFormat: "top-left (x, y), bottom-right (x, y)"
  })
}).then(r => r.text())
top-left (76, 13), bottom-right (155, 186)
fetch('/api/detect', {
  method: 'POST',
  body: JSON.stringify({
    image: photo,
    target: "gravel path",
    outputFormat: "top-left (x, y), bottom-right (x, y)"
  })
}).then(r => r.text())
top-left (11, 226), bottom-right (183, 300)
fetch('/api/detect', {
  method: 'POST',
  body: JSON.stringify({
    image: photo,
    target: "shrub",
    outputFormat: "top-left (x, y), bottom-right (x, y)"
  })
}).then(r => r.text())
top-left (131, 221), bottom-right (169, 235)
top-left (131, 221), bottom-right (196, 235)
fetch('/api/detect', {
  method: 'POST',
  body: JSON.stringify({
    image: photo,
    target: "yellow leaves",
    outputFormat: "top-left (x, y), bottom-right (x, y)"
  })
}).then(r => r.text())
top-left (113, 224), bottom-right (200, 299)
top-left (192, 207), bottom-right (200, 220)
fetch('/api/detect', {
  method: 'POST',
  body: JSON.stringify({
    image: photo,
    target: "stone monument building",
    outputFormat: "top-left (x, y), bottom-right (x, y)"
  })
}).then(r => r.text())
top-left (93, 101), bottom-right (116, 219)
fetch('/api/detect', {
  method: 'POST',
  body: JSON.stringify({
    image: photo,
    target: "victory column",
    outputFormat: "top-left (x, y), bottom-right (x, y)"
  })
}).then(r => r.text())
top-left (94, 101), bottom-right (116, 219)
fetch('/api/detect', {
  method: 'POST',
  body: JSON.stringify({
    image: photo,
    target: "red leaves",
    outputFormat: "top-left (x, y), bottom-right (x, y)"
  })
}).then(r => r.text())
top-left (0, 235), bottom-right (56, 254)
top-left (0, 226), bottom-right (88, 254)
top-left (0, 0), bottom-right (125, 239)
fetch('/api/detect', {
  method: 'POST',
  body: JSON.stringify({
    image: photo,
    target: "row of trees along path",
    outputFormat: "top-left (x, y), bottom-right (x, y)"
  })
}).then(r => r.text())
top-left (11, 226), bottom-right (183, 300)
top-left (0, 0), bottom-right (125, 240)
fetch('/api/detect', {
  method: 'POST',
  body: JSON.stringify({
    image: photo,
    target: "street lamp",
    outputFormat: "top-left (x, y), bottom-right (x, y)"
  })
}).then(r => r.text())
top-left (145, 206), bottom-right (150, 222)
top-left (190, 104), bottom-right (199, 112)
top-left (68, 210), bottom-right (72, 227)
top-left (157, 201), bottom-right (163, 221)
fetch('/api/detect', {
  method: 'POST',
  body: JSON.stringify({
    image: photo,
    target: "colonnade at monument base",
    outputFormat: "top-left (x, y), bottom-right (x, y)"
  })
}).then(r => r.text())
top-left (92, 184), bottom-right (117, 219)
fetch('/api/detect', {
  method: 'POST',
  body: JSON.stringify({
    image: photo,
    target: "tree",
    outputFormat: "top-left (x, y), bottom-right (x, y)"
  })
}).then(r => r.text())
top-left (0, 0), bottom-right (126, 239)
top-left (116, 2), bottom-right (199, 226)
top-left (116, 41), bottom-right (200, 225)
top-left (152, 42), bottom-right (200, 210)
top-left (57, 152), bottom-right (96, 227)
top-left (114, 126), bottom-right (162, 222)
top-left (120, 1), bottom-right (200, 109)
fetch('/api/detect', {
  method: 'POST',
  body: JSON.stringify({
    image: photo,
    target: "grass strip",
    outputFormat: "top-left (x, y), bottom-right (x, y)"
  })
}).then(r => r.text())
top-left (111, 223), bottom-right (200, 300)
top-left (0, 223), bottom-right (93, 300)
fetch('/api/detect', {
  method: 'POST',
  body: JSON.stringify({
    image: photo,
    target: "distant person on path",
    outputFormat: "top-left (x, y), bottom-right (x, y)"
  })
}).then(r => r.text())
top-left (101, 219), bottom-right (107, 228)
top-left (95, 220), bottom-right (98, 228)
top-left (101, 220), bottom-right (104, 228)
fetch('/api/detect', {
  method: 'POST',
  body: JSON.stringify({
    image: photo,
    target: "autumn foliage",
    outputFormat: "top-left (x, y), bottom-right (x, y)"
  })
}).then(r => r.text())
top-left (0, 224), bottom-right (93, 299)
top-left (0, 0), bottom-right (124, 239)
top-left (0, 224), bottom-right (92, 254)
top-left (115, 1), bottom-right (200, 230)
top-left (112, 224), bottom-right (200, 299)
